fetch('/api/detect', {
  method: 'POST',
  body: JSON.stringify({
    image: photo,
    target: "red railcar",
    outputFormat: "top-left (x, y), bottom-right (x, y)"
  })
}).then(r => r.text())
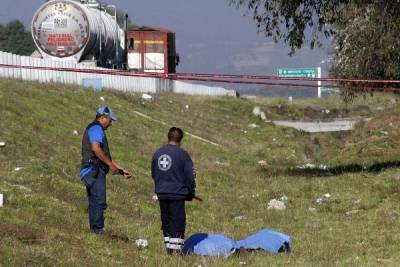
top-left (127, 26), bottom-right (179, 74)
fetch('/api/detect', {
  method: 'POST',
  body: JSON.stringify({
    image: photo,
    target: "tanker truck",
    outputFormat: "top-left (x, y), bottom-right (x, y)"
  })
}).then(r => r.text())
top-left (31, 0), bottom-right (125, 68)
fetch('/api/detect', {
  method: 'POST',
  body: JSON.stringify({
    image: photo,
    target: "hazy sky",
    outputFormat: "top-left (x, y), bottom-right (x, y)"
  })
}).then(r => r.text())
top-left (0, 0), bottom-right (331, 75)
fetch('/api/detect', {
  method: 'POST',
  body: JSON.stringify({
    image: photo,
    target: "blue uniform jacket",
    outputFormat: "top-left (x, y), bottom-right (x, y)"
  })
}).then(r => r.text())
top-left (151, 144), bottom-right (196, 200)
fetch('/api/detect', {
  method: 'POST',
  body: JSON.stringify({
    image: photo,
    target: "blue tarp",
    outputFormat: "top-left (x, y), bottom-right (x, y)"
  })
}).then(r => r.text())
top-left (182, 234), bottom-right (235, 256)
top-left (182, 228), bottom-right (291, 257)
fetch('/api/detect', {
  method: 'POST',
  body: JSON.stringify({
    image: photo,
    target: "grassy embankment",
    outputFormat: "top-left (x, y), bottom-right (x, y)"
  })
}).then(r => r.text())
top-left (0, 78), bottom-right (399, 266)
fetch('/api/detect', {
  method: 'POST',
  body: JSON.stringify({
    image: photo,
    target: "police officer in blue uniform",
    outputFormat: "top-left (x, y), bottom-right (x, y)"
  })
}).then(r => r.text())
top-left (80, 106), bottom-right (132, 234)
top-left (151, 127), bottom-right (196, 254)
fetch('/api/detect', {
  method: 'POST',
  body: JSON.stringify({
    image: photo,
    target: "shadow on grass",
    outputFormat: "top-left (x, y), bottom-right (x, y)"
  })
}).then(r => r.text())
top-left (287, 160), bottom-right (400, 177)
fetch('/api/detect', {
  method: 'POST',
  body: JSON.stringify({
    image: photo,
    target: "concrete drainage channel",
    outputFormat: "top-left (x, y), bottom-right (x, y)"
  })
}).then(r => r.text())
top-left (272, 118), bottom-right (360, 133)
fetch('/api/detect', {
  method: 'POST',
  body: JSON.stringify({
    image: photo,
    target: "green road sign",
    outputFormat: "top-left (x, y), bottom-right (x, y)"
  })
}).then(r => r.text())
top-left (277, 68), bottom-right (317, 78)
top-left (320, 87), bottom-right (332, 92)
top-left (321, 87), bottom-right (339, 93)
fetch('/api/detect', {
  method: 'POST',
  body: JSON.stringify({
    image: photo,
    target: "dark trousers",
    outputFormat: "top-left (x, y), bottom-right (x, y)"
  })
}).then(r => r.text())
top-left (83, 168), bottom-right (107, 232)
top-left (159, 199), bottom-right (186, 253)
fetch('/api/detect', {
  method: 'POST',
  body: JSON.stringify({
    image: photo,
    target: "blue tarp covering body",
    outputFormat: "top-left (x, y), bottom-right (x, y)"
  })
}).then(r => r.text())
top-left (182, 228), bottom-right (291, 257)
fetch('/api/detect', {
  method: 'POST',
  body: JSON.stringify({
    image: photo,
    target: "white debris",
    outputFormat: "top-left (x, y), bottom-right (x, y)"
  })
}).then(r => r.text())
top-left (260, 112), bottom-right (267, 121)
top-left (9, 184), bottom-right (32, 192)
top-left (0, 142), bottom-right (5, 147)
top-left (252, 194), bottom-right (260, 198)
top-left (279, 195), bottom-right (288, 202)
top-left (272, 138), bottom-right (277, 142)
top-left (185, 104), bottom-right (189, 110)
top-left (73, 130), bottom-right (79, 136)
top-left (258, 160), bottom-right (267, 166)
top-left (380, 131), bottom-right (389, 135)
top-left (99, 96), bottom-right (105, 102)
top-left (105, 247), bottom-right (112, 256)
top-left (346, 210), bottom-right (361, 216)
top-left (252, 106), bottom-right (261, 116)
top-left (168, 100), bottom-right (173, 104)
top-left (308, 207), bottom-right (316, 212)
top-left (135, 239), bottom-right (148, 249)
top-left (152, 195), bottom-right (158, 201)
top-left (243, 130), bottom-right (247, 134)
top-left (323, 193), bottom-right (331, 199)
top-left (14, 167), bottom-right (23, 172)
top-left (141, 93), bottom-right (153, 101)
top-left (248, 123), bottom-right (258, 128)
top-left (0, 193), bottom-right (4, 207)
top-left (296, 163), bottom-right (328, 170)
top-left (267, 199), bottom-right (286, 210)
top-left (239, 261), bottom-right (247, 265)
top-left (288, 96), bottom-right (293, 102)
top-left (252, 106), bottom-right (267, 121)
top-left (215, 160), bottom-right (230, 167)
top-left (299, 163), bottom-right (316, 169)
top-left (316, 193), bottom-right (331, 204)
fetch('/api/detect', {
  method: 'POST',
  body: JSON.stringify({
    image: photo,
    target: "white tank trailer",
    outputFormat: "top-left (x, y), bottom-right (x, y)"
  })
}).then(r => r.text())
top-left (31, 0), bottom-right (126, 67)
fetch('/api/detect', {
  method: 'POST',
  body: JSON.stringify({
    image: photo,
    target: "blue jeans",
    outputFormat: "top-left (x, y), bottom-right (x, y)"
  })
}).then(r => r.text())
top-left (82, 167), bottom-right (107, 232)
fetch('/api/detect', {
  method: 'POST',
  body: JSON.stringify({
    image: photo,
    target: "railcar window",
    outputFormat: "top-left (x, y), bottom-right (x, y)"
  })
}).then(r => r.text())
top-left (129, 38), bottom-right (134, 49)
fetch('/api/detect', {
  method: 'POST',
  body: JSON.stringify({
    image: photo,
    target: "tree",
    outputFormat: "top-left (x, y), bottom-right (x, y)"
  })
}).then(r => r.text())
top-left (330, 3), bottom-right (400, 80)
top-left (0, 20), bottom-right (36, 56)
top-left (229, 0), bottom-right (400, 100)
top-left (228, 0), bottom-right (348, 54)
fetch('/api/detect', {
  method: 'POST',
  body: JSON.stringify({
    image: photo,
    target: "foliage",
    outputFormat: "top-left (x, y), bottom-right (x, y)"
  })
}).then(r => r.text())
top-left (330, 3), bottom-right (400, 79)
top-left (0, 20), bottom-right (35, 56)
top-left (229, 1), bottom-right (400, 102)
top-left (228, 0), bottom-right (348, 54)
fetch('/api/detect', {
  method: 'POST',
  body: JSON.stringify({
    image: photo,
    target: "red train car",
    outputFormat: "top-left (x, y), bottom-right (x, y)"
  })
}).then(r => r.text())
top-left (127, 26), bottom-right (179, 74)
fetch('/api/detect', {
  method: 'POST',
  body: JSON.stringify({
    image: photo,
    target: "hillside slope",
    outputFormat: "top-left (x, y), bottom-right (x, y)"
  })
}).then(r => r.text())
top-left (0, 79), bottom-right (399, 266)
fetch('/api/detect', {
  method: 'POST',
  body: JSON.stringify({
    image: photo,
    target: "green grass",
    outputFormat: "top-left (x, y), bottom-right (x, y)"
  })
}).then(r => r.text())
top-left (0, 78), bottom-right (400, 266)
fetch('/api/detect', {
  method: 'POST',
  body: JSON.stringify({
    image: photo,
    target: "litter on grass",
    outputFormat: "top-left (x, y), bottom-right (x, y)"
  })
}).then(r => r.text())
top-left (135, 239), bottom-right (148, 249)
top-left (142, 93), bottom-right (153, 101)
top-left (279, 195), bottom-right (288, 202)
top-left (267, 199), bottom-right (286, 210)
top-left (9, 184), bottom-right (32, 192)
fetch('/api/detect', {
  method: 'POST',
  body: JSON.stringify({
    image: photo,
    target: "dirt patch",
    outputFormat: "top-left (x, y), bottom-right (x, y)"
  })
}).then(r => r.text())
top-left (0, 224), bottom-right (44, 244)
top-left (303, 106), bottom-right (341, 120)
top-left (269, 104), bottom-right (342, 120)
top-left (107, 233), bottom-right (130, 243)
top-left (351, 104), bottom-right (372, 115)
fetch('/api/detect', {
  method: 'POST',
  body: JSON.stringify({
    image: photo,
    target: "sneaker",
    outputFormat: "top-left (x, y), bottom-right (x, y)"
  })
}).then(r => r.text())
top-left (91, 228), bottom-right (105, 235)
